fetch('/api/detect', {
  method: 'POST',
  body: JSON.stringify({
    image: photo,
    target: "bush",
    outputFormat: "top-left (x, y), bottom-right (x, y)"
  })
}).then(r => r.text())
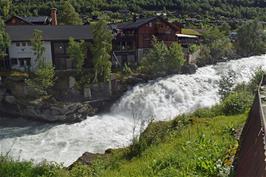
top-left (127, 121), bottom-right (171, 159)
top-left (222, 91), bottom-right (253, 115)
top-left (140, 37), bottom-right (185, 74)
top-left (249, 67), bottom-right (265, 93)
top-left (218, 70), bottom-right (236, 100)
top-left (0, 156), bottom-right (68, 177)
top-left (193, 105), bottom-right (223, 118)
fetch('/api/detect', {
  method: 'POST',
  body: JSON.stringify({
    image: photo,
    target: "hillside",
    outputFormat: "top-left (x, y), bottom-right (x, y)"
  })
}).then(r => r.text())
top-left (9, 0), bottom-right (266, 22)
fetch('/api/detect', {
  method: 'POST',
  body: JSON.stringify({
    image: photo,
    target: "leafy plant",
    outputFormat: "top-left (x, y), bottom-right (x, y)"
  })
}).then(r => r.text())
top-left (0, 17), bottom-right (10, 60)
top-left (90, 19), bottom-right (112, 83)
top-left (140, 37), bottom-right (185, 74)
top-left (26, 30), bottom-right (56, 96)
top-left (218, 70), bottom-right (236, 100)
top-left (67, 37), bottom-right (86, 73)
top-left (222, 90), bottom-right (252, 115)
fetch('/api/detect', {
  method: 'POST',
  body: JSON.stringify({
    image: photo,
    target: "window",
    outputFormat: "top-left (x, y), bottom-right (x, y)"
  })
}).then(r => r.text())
top-left (16, 42), bottom-right (20, 47)
top-left (149, 22), bottom-right (152, 27)
top-left (27, 42), bottom-right (31, 46)
top-left (18, 58), bottom-right (31, 67)
top-left (11, 58), bottom-right (18, 65)
top-left (22, 42), bottom-right (26, 47)
top-left (19, 58), bottom-right (24, 67)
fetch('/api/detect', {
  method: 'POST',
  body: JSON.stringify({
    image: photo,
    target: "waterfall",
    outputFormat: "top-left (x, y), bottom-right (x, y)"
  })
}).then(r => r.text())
top-left (0, 55), bottom-right (266, 166)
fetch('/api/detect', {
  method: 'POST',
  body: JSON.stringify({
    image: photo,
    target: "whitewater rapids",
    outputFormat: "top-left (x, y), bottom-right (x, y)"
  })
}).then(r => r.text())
top-left (1, 55), bottom-right (266, 166)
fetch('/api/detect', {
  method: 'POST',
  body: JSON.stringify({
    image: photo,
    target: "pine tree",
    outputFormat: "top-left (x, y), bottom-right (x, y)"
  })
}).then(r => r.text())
top-left (60, 0), bottom-right (83, 25)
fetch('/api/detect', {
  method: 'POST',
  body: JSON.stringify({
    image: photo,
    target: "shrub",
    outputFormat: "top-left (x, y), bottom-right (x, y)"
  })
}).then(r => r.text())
top-left (127, 121), bottom-right (172, 159)
top-left (140, 37), bottom-right (185, 74)
top-left (0, 156), bottom-right (67, 177)
top-left (249, 67), bottom-right (265, 93)
top-left (193, 105), bottom-right (223, 118)
top-left (218, 70), bottom-right (236, 100)
top-left (222, 91), bottom-right (253, 115)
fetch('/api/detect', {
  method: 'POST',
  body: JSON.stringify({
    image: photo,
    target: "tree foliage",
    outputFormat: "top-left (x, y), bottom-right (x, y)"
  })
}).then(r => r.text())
top-left (31, 30), bottom-right (45, 63)
top-left (90, 19), bottom-right (112, 83)
top-left (197, 27), bottom-right (234, 66)
top-left (60, 0), bottom-right (83, 25)
top-left (218, 70), bottom-right (236, 100)
top-left (141, 37), bottom-right (185, 74)
top-left (26, 30), bottom-right (55, 96)
top-left (0, 0), bottom-right (12, 19)
top-left (0, 17), bottom-right (10, 60)
top-left (67, 37), bottom-right (86, 73)
top-left (9, 0), bottom-right (266, 23)
top-left (235, 20), bottom-right (266, 57)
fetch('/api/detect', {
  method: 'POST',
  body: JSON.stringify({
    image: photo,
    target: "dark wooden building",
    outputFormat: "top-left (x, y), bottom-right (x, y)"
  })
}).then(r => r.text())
top-left (112, 16), bottom-right (181, 66)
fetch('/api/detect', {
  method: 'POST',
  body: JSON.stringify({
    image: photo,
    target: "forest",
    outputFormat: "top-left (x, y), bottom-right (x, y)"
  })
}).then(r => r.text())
top-left (6, 0), bottom-right (266, 22)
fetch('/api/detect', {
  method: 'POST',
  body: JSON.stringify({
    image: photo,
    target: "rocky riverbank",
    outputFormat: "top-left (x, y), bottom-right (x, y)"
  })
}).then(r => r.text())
top-left (0, 90), bottom-right (96, 123)
top-left (0, 63), bottom-right (197, 123)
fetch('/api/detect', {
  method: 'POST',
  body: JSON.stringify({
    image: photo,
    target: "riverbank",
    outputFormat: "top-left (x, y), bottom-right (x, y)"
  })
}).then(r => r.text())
top-left (0, 55), bottom-right (265, 168)
top-left (0, 112), bottom-right (247, 177)
top-left (0, 62), bottom-right (197, 123)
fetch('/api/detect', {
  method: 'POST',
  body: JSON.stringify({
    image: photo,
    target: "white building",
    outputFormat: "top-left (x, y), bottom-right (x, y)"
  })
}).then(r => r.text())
top-left (5, 25), bottom-right (93, 72)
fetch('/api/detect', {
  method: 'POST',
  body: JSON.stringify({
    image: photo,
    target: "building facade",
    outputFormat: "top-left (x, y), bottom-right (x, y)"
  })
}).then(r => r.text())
top-left (5, 25), bottom-right (93, 72)
top-left (112, 16), bottom-right (200, 67)
top-left (8, 41), bottom-right (52, 71)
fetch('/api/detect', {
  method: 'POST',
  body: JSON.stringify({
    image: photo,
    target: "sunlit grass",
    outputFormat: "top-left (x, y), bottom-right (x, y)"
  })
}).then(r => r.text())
top-left (0, 114), bottom-right (246, 177)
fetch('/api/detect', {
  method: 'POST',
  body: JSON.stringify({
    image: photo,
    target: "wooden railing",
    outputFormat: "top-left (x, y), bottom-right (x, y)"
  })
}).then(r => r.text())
top-left (235, 75), bottom-right (266, 176)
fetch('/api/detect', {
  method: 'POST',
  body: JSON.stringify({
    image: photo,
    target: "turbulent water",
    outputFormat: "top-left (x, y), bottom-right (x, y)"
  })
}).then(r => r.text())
top-left (1, 55), bottom-right (266, 166)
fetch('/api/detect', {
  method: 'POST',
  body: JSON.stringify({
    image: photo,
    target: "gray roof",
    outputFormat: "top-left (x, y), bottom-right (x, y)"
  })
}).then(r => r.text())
top-left (6, 25), bottom-right (93, 41)
top-left (22, 16), bottom-right (50, 23)
top-left (118, 17), bottom-right (157, 29)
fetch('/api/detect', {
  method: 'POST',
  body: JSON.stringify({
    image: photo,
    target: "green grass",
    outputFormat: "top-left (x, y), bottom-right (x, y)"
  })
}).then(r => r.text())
top-left (0, 114), bottom-right (246, 177)
top-left (95, 114), bottom-right (246, 177)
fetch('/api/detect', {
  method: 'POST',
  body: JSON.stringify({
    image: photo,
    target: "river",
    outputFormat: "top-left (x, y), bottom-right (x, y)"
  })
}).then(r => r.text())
top-left (0, 55), bottom-right (266, 166)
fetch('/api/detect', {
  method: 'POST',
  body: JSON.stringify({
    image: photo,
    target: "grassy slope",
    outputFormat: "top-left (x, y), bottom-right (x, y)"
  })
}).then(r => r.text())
top-left (98, 114), bottom-right (246, 177)
top-left (0, 114), bottom-right (246, 177)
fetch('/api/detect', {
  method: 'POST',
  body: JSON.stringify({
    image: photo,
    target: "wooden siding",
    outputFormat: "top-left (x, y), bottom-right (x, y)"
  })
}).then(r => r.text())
top-left (136, 19), bottom-right (179, 48)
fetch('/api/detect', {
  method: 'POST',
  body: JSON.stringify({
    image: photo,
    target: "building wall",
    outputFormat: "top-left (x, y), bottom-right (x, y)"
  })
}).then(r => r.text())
top-left (137, 19), bottom-right (178, 49)
top-left (8, 41), bottom-right (53, 72)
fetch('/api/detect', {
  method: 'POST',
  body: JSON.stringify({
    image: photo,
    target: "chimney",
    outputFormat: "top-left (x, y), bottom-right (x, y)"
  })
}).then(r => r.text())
top-left (51, 8), bottom-right (58, 26)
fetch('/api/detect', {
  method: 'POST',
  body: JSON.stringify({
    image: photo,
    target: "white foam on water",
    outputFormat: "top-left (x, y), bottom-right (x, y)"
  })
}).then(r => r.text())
top-left (1, 55), bottom-right (266, 166)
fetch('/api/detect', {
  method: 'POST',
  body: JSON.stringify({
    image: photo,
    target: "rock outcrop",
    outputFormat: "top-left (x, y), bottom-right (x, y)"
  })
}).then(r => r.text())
top-left (181, 64), bottom-right (198, 74)
top-left (0, 87), bottom-right (95, 122)
top-left (68, 149), bottom-right (113, 169)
